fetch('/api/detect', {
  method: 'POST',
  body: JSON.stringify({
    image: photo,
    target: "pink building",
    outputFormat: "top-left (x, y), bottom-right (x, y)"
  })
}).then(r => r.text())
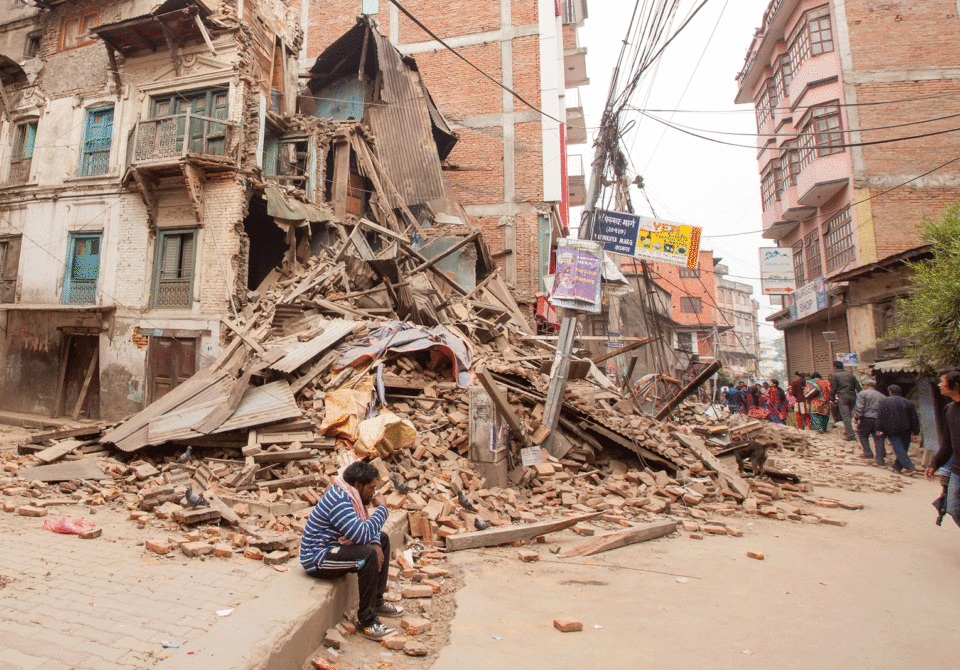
top-left (735, 0), bottom-right (960, 376)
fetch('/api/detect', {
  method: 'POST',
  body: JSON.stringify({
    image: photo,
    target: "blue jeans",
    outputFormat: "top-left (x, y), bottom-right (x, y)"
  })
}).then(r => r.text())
top-left (837, 394), bottom-right (856, 439)
top-left (886, 433), bottom-right (915, 472)
top-left (946, 473), bottom-right (960, 529)
top-left (856, 417), bottom-right (885, 462)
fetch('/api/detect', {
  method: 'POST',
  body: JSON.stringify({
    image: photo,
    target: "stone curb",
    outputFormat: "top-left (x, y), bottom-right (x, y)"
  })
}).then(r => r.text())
top-left (153, 511), bottom-right (408, 670)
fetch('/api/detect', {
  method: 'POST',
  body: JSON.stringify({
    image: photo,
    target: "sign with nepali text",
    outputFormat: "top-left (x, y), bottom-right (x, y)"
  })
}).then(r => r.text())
top-left (593, 209), bottom-right (701, 269)
top-left (758, 247), bottom-right (796, 295)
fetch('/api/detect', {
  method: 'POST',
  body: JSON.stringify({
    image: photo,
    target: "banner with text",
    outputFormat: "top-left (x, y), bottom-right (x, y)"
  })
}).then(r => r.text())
top-left (593, 209), bottom-right (702, 269)
top-left (549, 238), bottom-right (603, 313)
top-left (758, 247), bottom-right (796, 295)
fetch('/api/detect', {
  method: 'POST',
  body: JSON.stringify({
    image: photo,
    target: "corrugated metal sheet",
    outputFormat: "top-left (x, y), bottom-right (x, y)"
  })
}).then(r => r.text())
top-left (367, 28), bottom-right (448, 208)
top-left (269, 319), bottom-right (359, 373)
top-left (147, 381), bottom-right (301, 444)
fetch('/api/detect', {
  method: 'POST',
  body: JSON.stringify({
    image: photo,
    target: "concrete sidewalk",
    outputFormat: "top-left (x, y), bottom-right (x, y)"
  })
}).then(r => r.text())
top-left (0, 496), bottom-right (405, 670)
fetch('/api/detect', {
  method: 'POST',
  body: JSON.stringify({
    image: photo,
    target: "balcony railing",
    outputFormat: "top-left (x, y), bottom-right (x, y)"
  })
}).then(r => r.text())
top-left (8, 158), bottom-right (31, 184)
top-left (128, 111), bottom-right (240, 168)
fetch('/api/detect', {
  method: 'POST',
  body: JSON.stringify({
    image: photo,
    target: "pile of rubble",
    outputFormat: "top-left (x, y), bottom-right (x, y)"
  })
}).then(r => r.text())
top-left (0, 194), bottom-right (908, 567)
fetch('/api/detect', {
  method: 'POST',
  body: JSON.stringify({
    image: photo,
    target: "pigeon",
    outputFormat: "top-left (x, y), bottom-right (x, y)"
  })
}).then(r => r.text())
top-left (176, 446), bottom-right (192, 464)
top-left (474, 518), bottom-right (491, 531)
top-left (184, 487), bottom-right (209, 509)
top-left (456, 489), bottom-right (477, 513)
top-left (391, 474), bottom-right (411, 494)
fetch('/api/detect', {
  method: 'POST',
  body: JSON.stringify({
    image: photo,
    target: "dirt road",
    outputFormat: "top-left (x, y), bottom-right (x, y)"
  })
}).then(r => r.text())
top-left (431, 457), bottom-right (959, 670)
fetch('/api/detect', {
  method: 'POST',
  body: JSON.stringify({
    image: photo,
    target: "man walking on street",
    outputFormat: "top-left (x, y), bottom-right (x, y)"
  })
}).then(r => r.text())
top-left (853, 379), bottom-right (886, 464)
top-left (926, 369), bottom-right (960, 529)
top-left (830, 360), bottom-right (861, 441)
top-left (299, 461), bottom-right (402, 640)
top-left (876, 385), bottom-right (921, 476)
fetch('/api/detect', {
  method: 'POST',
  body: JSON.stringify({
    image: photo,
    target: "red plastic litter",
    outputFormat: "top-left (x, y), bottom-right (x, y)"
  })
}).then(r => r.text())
top-left (43, 517), bottom-right (97, 535)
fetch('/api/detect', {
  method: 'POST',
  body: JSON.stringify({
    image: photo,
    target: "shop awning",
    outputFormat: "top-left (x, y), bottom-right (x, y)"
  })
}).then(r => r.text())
top-left (872, 358), bottom-right (922, 373)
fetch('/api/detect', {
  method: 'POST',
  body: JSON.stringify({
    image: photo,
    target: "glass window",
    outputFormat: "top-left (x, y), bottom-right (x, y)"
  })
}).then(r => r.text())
top-left (680, 297), bottom-right (702, 314)
top-left (9, 120), bottom-right (37, 184)
top-left (788, 5), bottom-right (833, 73)
top-left (823, 208), bottom-right (855, 272)
top-left (798, 102), bottom-right (843, 168)
top-left (61, 11), bottom-right (99, 51)
top-left (805, 229), bottom-right (823, 279)
top-left (679, 268), bottom-right (700, 278)
top-left (0, 236), bottom-right (21, 303)
top-left (792, 239), bottom-right (804, 285)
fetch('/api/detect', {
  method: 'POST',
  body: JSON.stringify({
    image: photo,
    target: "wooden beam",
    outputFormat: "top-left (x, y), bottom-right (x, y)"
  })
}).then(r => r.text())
top-left (591, 335), bottom-right (658, 365)
top-left (445, 512), bottom-right (604, 551)
top-left (34, 439), bottom-right (84, 465)
top-left (476, 367), bottom-right (527, 443)
top-left (675, 432), bottom-right (750, 499)
top-left (53, 334), bottom-right (71, 418)
top-left (71, 347), bottom-right (99, 421)
top-left (331, 134), bottom-right (350, 222)
top-left (654, 360), bottom-right (722, 421)
top-left (559, 519), bottom-right (679, 558)
top-left (192, 11), bottom-right (217, 55)
top-left (222, 317), bottom-right (265, 354)
top-left (410, 232), bottom-right (480, 275)
top-left (130, 168), bottom-right (159, 227)
top-left (18, 459), bottom-right (105, 482)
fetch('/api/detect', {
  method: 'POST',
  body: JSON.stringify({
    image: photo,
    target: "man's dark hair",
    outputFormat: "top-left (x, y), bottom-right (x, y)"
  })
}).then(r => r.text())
top-left (942, 368), bottom-right (960, 392)
top-left (770, 379), bottom-right (779, 387)
top-left (888, 384), bottom-right (903, 396)
top-left (343, 461), bottom-right (379, 487)
top-left (795, 371), bottom-right (805, 377)
top-left (811, 372), bottom-right (822, 380)
top-left (833, 360), bottom-right (844, 370)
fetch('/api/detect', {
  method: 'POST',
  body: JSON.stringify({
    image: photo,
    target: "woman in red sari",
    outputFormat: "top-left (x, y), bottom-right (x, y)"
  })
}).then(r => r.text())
top-left (767, 379), bottom-right (789, 425)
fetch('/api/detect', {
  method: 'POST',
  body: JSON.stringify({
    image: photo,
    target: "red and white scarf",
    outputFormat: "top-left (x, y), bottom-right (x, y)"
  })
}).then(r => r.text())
top-left (332, 476), bottom-right (368, 545)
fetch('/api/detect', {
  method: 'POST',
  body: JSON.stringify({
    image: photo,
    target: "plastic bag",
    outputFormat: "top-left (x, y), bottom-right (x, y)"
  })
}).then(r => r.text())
top-left (43, 517), bottom-right (97, 534)
top-left (320, 379), bottom-right (373, 442)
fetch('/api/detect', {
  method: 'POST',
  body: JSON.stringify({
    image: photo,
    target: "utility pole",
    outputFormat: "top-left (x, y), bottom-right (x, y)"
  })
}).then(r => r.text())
top-left (540, 81), bottom-right (618, 457)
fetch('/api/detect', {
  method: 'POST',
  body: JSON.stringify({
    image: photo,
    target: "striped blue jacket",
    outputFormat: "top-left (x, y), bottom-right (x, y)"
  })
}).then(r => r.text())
top-left (299, 485), bottom-right (388, 572)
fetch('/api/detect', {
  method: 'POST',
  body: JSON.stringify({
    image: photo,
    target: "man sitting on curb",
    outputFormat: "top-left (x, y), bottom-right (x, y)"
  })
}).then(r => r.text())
top-left (299, 461), bottom-right (403, 641)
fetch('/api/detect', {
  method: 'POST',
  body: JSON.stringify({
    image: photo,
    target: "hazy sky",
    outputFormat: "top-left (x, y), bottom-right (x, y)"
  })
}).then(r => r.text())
top-left (573, 0), bottom-right (780, 344)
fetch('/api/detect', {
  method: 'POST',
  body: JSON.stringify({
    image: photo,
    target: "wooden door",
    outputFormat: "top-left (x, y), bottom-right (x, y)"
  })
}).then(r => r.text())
top-left (147, 336), bottom-right (198, 404)
top-left (61, 335), bottom-right (100, 419)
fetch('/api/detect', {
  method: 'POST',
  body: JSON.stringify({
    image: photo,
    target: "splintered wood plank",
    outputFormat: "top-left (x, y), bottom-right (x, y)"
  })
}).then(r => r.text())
top-left (34, 439), bottom-right (84, 464)
top-left (252, 449), bottom-right (312, 464)
top-left (675, 432), bottom-right (751, 499)
top-left (18, 459), bottom-right (105, 482)
top-left (476, 367), bottom-right (527, 443)
top-left (445, 512), bottom-right (604, 551)
top-left (559, 520), bottom-right (679, 558)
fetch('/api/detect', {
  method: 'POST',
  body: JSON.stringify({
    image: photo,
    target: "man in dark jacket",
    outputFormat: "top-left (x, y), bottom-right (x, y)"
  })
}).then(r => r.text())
top-left (926, 369), bottom-right (960, 528)
top-left (829, 360), bottom-right (862, 442)
top-left (875, 384), bottom-right (921, 475)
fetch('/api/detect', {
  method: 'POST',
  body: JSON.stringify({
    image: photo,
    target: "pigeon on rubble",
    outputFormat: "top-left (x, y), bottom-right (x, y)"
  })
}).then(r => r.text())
top-left (456, 489), bottom-right (478, 513)
top-left (184, 487), bottom-right (209, 509)
top-left (391, 474), bottom-right (412, 494)
top-left (473, 518), bottom-right (491, 531)
top-left (176, 446), bottom-right (192, 464)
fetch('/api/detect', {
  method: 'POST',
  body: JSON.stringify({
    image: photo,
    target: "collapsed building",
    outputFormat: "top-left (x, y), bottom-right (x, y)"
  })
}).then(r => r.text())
top-left (0, 0), bottom-right (531, 423)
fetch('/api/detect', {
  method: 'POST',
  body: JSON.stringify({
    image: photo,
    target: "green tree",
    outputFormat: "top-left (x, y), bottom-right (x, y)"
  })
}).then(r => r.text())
top-left (891, 201), bottom-right (960, 369)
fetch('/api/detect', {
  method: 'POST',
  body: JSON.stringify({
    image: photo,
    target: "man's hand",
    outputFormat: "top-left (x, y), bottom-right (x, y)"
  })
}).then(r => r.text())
top-left (372, 494), bottom-right (386, 508)
top-left (374, 544), bottom-right (384, 570)
top-left (911, 434), bottom-right (921, 443)
top-left (925, 467), bottom-right (936, 481)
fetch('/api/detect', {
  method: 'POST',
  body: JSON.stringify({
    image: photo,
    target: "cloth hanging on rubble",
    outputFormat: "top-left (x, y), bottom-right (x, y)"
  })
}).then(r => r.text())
top-left (263, 185), bottom-right (330, 224)
top-left (334, 321), bottom-right (473, 388)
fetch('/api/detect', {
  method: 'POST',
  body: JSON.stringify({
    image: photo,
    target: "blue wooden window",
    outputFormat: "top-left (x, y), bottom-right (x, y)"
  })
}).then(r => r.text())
top-left (63, 233), bottom-right (101, 304)
top-left (80, 106), bottom-right (113, 176)
top-left (152, 229), bottom-right (197, 308)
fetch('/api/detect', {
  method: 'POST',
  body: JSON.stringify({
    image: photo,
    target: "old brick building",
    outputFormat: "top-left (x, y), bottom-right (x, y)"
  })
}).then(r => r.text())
top-left (736, 0), bottom-right (960, 376)
top-left (298, 0), bottom-right (589, 313)
top-left (714, 264), bottom-right (761, 381)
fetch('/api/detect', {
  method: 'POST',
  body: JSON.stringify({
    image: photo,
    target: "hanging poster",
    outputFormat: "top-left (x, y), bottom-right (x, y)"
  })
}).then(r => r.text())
top-left (549, 238), bottom-right (603, 312)
top-left (593, 209), bottom-right (701, 269)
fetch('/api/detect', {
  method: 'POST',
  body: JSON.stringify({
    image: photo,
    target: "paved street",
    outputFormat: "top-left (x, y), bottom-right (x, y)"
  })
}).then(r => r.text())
top-left (433, 447), bottom-right (960, 670)
top-left (0, 502), bottom-right (284, 670)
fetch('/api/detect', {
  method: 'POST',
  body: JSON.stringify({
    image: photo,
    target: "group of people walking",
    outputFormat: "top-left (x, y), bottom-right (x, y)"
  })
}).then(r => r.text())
top-left (724, 360), bottom-right (928, 476)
